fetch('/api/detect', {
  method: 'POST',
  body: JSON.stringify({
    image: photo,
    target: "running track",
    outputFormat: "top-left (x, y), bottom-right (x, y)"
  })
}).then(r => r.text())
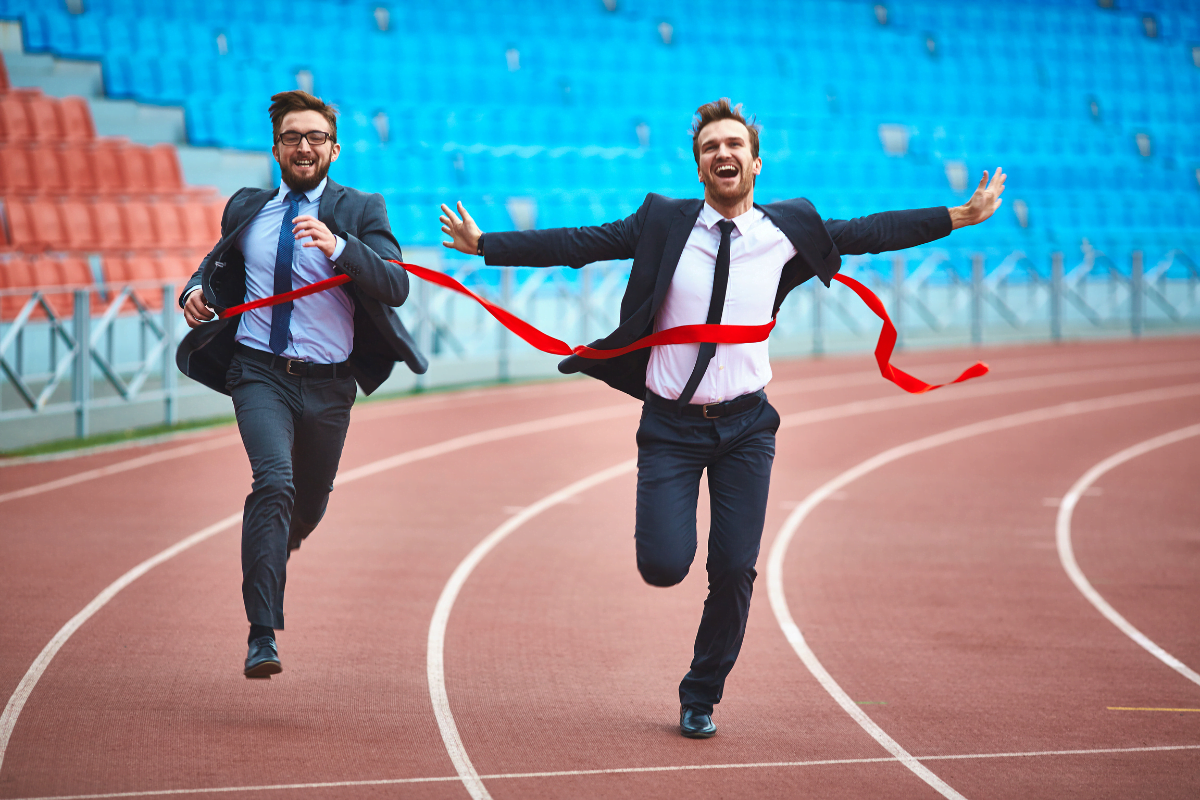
top-left (1, 337), bottom-right (1198, 800)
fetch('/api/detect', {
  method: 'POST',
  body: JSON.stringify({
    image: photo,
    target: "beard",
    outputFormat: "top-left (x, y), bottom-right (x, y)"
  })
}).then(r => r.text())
top-left (703, 167), bottom-right (755, 204)
top-left (279, 153), bottom-right (331, 193)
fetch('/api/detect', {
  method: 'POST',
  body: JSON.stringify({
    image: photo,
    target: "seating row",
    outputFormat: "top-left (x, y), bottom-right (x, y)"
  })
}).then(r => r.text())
top-left (0, 142), bottom-right (185, 197)
top-left (0, 88), bottom-right (94, 144)
top-left (0, 252), bottom-right (205, 316)
top-left (2, 197), bottom-right (223, 253)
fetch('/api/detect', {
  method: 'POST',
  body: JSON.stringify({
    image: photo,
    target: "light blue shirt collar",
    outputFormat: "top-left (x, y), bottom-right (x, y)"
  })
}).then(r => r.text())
top-left (276, 177), bottom-right (328, 204)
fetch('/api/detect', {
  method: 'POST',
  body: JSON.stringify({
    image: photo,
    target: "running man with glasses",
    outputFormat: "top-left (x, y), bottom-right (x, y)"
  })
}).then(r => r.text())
top-left (177, 91), bottom-right (425, 678)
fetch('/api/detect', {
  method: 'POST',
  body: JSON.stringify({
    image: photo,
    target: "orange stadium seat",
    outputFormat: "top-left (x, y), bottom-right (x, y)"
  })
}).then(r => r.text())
top-left (157, 253), bottom-right (195, 284)
top-left (0, 94), bottom-right (31, 143)
top-left (27, 200), bottom-right (66, 249)
top-left (0, 54), bottom-right (10, 93)
top-left (147, 201), bottom-right (183, 246)
top-left (40, 256), bottom-right (95, 315)
top-left (204, 198), bottom-right (224, 241)
top-left (57, 146), bottom-right (97, 195)
top-left (0, 148), bottom-right (36, 195)
top-left (0, 256), bottom-right (39, 318)
top-left (28, 146), bottom-right (67, 195)
top-left (90, 142), bottom-right (127, 195)
top-left (119, 201), bottom-right (156, 248)
top-left (3, 197), bottom-right (38, 250)
top-left (146, 144), bottom-right (183, 193)
top-left (57, 200), bottom-right (98, 250)
top-left (57, 97), bottom-right (95, 143)
top-left (20, 91), bottom-right (63, 142)
top-left (88, 201), bottom-right (126, 250)
top-left (178, 199), bottom-right (215, 248)
top-left (118, 145), bottom-right (153, 194)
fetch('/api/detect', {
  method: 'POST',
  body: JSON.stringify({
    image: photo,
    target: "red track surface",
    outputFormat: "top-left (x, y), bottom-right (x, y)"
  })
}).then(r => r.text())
top-left (2, 337), bottom-right (1198, 800)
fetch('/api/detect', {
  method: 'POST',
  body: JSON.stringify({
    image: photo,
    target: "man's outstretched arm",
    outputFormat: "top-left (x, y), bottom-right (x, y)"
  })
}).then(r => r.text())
top-left (827, 168), bottom-right (1007, 256)
top-left (440, 199), bottom-right (646, 268)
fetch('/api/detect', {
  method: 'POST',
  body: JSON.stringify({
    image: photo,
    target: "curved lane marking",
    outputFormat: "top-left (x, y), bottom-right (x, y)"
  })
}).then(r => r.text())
top-left (768, 382), bottom-right (1200, 800)
top-left (1056, 423), bottom-right (1200, 687)
top-left (3, 746), bottom-right (1200, 800)
top-left (427, 461), bottom-right (636, 800)
top-left (5, 361), bottom-right (1200, 786)
top-left (0, 405), bottom-right (641, 775)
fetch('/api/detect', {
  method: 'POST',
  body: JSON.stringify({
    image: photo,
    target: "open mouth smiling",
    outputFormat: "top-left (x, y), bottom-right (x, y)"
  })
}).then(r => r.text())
top-left (293, 158), bottom-right (316, 169)
top-left (714, 163), bottom-right (739, 179)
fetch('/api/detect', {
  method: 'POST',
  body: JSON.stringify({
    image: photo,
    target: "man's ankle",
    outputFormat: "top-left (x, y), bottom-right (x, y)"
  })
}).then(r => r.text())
top-left (248, 623), bottom-right (275, 644)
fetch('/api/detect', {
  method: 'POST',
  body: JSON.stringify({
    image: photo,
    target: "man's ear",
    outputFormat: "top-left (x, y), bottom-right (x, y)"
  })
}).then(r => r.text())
top-left (753, 157), bottom-right (762, 175)
top-left (330, 142), bottom-right (340, 163)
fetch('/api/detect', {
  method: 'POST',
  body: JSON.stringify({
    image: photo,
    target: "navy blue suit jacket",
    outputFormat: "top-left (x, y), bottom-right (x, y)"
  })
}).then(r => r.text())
top-left (485, 193), bottom-right (952, 399)
top-left (175, 179), bottom-right (428, 396)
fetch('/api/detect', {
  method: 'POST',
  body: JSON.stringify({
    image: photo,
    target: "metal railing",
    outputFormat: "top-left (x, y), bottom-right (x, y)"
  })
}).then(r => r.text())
top-left (2, 247), bottom-right (1198, 447)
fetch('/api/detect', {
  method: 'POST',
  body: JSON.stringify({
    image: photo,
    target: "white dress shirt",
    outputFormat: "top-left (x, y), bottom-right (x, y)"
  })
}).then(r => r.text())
top-left (188, 178), bottom-right (352, 363)
top-left (645, 202), bottom-right (797, 404)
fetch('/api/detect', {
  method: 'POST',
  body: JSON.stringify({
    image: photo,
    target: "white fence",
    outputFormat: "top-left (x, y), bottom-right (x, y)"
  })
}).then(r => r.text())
top-left (1, 246), bottom-right (1197, 449)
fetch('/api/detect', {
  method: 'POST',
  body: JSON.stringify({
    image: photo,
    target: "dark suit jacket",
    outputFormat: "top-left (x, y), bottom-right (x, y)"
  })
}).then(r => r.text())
top-left (485, 194), bottom-right (951, 399)
top-left (176, 179), bottom-right (427, 396)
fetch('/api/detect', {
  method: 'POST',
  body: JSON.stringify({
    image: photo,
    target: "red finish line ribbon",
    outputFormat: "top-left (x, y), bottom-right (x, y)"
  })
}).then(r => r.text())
top-left (217, 262), bottom-right (987, 394)
top-left (832, 273), bottom-right (989, 393)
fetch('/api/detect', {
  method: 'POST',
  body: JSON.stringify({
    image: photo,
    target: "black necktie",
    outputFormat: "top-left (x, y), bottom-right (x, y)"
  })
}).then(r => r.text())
top-left (677, 218), bottom-right (736, 407)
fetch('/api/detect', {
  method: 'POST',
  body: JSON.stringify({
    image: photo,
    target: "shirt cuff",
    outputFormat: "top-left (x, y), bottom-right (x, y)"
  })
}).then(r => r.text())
top-left (331, 235), bottom-right (347, 262)
top-left (183, 285), bottom-right (203, 300)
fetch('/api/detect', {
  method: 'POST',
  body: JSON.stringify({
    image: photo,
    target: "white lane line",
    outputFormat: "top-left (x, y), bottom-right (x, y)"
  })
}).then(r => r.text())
top-left (0, 436), bottom-right (242, 505)
top-left (428, 461), bottom-right (636, 800)
top-left (0, 405), bottom-right (643, 776)
top-left (0, 513), bottom-right (244, 777)
top-left (1056, 423), bottom-right (1200, 687)
top-left (777, 359), bottom-right (1200, 429)
top-left (5, 362), bottom-right (1198, 786)
top-left (6, 744), bottom-right (1200, 800)
top-left (768, 382), bottom-right (1200, 800)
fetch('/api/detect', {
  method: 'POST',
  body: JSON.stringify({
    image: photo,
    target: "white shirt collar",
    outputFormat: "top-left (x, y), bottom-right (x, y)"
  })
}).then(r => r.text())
top-left (698, 201), bottom-right (762, 235)
top-left (277, 177), bottom-right (327, 204)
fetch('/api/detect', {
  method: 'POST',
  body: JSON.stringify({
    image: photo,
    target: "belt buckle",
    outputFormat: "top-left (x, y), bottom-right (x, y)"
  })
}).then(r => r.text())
top-left (702, 402), bottom-right (720, 419)
top-left (285, 358), bottom-right (306, 376)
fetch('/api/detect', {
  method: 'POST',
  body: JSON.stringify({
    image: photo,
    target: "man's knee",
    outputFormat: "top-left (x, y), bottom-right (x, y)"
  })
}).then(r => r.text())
top-left (638, 552), bottom-right (693, 587)
top-left (251, 465), bottom-right (294, 502)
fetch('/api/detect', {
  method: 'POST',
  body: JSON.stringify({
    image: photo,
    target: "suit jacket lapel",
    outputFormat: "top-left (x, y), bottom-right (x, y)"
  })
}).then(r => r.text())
top-left (318, 179), bottom-right (344, 237)
top-left (219, 188), bottom-right (275, 256)
top-left (650, 199), bottom-right (703, 313)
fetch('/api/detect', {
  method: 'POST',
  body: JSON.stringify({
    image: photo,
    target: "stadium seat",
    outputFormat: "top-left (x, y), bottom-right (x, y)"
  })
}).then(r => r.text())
top-left (0, 93), bottom-right (31, 143)
top-left (28, 146), bottom-right (68, 195)
top-left (19, 91), bottom-right (63, 142)
top-left (3, 198), bottom-right (38, 251)
top-left (56, 97), bottom-right (96, 142)
top-left (0, 256), bottom-right (41, 319)
top-left (57, 147), bottom-right (98, 195)
top-left (89, 142), bottom-right (127, 195)
top-left (88, 201), bottom-right (126, 250)
top-left (0, 148), bottom-right (36, 195)
top-left (118, 202), bottom-right (157, 248)
top-left (147, 202), bottom-right (184, 246)
top-left (27, 200), bottom-right (67, 250)
top-left (146, 145), bottom-right (183, 193)
top-left (117, 145), bottom-right (153, 194)
top-left (58, 200), bottom-right (100, 250)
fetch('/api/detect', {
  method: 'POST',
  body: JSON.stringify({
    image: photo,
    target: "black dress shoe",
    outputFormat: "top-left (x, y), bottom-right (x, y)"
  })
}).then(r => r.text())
top-left (244, 636), bottom-right (282, 678)
top-left (680, 706), bottom-right (717, 738)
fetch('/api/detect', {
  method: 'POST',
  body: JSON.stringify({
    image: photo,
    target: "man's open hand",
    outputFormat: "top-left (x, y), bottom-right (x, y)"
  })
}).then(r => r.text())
top-left (949, 168), bottom-right (1006, 229)
top-left (440, 202), bottom-right (483, 255)
top-left (183, 289), bottom-right (215, 328)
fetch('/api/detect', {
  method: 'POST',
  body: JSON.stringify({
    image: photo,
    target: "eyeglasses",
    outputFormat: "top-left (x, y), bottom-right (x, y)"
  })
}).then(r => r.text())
top-left (277, 130), bottom-right (333, 146)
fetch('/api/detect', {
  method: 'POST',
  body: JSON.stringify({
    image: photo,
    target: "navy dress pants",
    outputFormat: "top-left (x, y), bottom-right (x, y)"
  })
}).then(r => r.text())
top-left (634, 393), bottom-right (780, 715)
top-left (227, 352), bottom-right (356, 630)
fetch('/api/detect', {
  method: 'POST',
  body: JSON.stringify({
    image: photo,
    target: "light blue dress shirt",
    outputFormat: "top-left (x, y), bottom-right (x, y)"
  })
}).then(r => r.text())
top-left (234, 178), bottom-right (353, 363)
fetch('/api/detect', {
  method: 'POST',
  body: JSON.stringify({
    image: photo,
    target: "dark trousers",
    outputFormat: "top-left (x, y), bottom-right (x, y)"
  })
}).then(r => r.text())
top-left (634, 393), bottom-right (780, 715)
top-left (227, 352), bottom-right (356, 630)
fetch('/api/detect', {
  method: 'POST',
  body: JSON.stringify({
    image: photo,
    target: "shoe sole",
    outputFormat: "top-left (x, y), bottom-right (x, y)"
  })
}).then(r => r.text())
top-left (244, 660), bottom-right (282, 679)
top-left (680, 727), bottom-right (717, 739)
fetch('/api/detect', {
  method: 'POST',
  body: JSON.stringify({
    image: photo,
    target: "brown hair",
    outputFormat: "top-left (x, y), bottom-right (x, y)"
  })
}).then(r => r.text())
top-left (690, 98), bottom-right (760, 164)
top-left (268, 90), bottom-right (338, 144)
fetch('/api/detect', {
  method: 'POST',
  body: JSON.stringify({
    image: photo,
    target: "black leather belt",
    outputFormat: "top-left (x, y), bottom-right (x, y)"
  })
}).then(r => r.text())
top-left (235, 343), bottom-right (349, 379)
top-left (645, 389), bottom-right (765, 419)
